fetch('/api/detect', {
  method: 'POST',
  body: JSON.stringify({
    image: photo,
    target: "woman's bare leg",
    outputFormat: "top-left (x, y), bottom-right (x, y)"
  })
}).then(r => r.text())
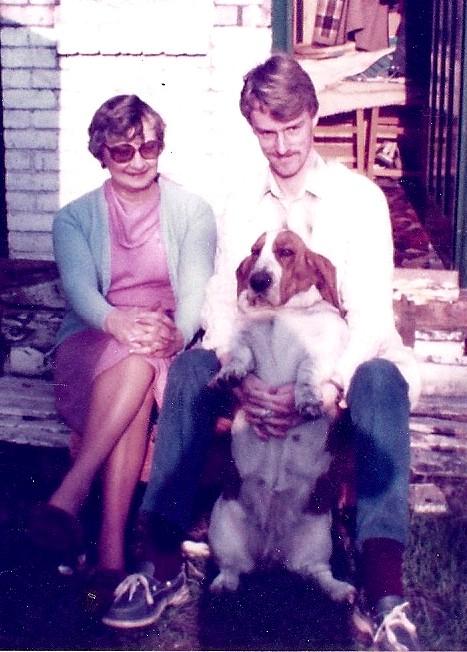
top-left (97, 385), bottom-right (154, 570)
top-left (50, 355), bottom-right (155, 516)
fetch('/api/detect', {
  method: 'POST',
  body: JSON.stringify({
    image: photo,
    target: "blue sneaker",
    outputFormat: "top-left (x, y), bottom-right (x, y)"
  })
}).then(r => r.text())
top-left (102, 562), bottom-right (190, 629)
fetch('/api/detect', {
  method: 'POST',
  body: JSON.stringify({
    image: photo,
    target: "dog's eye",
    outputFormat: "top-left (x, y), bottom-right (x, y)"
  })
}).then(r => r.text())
top-left (277, 247), bottom-right (294, 257)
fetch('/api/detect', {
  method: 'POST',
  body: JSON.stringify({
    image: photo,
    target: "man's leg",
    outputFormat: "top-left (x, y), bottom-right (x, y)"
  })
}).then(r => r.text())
top-left (346, 359), bottom-right (419, 650)
top-left (141, 348), bottom-right (223, 535)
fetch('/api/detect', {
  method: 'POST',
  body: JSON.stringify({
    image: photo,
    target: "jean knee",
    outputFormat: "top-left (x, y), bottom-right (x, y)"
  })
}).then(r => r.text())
top-left (167, 348), bottom-right (219, 385)
top-left (348, 359), bottom-right (408, 405)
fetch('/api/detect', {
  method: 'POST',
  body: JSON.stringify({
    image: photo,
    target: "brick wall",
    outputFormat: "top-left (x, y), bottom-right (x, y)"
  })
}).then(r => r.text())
top-left (0, 0), bottom-right (271, 260)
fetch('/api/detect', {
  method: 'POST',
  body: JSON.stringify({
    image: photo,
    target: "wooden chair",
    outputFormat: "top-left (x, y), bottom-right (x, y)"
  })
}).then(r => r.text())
top-left (366, 105), bottom-right (421, 180)
top-left (314, 108), bottom-right (366, 174)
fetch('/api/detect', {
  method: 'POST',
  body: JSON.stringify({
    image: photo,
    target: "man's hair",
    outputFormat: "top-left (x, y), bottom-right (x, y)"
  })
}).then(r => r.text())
top-left (88, 94), bottom-right (165, 161)
top-left (240, 53), bottom-right (319, 124)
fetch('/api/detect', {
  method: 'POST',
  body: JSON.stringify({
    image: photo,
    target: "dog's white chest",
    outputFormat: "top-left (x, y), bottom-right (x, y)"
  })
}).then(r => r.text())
top-left (243, 315), bottom-right (312, 385)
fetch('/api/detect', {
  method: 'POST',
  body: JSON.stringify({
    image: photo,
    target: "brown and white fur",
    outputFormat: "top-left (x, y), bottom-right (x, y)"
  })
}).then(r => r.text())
top-left (208, 229), bottom-right (355, 603)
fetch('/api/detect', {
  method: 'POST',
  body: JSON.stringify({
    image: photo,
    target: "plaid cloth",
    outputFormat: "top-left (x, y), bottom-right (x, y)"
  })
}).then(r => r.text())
top-left (313, 0), bottom-right (346, 45)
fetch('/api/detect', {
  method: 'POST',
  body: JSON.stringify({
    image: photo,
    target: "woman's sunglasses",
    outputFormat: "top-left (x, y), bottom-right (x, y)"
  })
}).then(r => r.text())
top-left (104, 140), bottom-right (159, 164)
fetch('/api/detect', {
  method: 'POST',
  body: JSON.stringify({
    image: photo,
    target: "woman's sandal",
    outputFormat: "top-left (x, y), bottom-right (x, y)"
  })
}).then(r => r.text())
top-left (27, 503), bottom-right (84, 557)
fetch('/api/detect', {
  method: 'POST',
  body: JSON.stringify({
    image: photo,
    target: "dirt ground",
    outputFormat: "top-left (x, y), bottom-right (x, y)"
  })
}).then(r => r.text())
top-left (0, 441), bottom-right (357, 651)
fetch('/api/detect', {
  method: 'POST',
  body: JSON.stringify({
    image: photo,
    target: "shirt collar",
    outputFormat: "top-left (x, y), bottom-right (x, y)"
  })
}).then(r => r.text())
top-left (261, 149), bottom-right (328, 201)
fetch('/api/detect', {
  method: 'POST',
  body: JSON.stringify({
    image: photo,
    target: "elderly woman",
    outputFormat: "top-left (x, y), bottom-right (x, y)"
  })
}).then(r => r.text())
top-left (30, 95), bottom-right (216, 592)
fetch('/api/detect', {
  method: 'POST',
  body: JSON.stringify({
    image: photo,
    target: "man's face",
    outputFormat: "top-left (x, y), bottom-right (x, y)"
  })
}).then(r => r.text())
top-left (250, 109), bottom-right (316, 179)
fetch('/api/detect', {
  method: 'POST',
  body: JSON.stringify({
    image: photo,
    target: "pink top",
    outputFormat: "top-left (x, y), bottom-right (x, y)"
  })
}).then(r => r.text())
top-left (104, 179), bottom-right (175, 316)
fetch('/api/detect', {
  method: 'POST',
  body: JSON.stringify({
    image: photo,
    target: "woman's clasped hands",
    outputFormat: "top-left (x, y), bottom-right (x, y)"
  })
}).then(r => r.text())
top-left (104, 305), bottom-right (184, 358)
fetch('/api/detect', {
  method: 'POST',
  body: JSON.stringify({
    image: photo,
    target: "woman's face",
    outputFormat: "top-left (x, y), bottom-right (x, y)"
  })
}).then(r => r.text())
top-left (101, 116), bottom-right (160, 198)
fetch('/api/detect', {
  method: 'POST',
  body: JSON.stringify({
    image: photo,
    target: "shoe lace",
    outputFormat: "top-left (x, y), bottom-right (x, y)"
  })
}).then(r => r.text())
top-left (374, 601), bottom-right (417, 651)
top-left (113, 573), bottom-right (155, 606)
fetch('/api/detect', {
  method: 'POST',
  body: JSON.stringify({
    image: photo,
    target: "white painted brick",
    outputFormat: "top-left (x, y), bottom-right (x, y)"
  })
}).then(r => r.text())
top-left (36, 193), bottom-right (59, 212)
top-left (6, 191), bottom-right (37, 211)
top-left (9, 250), bottom-right (54, 262)
top-left (7, 171), bottom-right (59, 192)
top-left (31, 69), bottom-right (60, 89)
top-left (0, 27), bottom-right (30, 47)
top-left (214, 5), bottom-right (239, 25)
top-left (34, 151), bottom-right (60, 171)
top-left (215, 0), bottom-right (263, 5)
top-left (0, 4), bottom-right (55, 27)
top-left (9, 231), bottom-right (54, 256)
top-left (8, 212), bottom-right (54, 232)
top-left (5, 128), bottom-right (58, 150)
top-left (3, 89), bottom-right (58, 110)
top-left (29, 27), bottom-right (57, 46)
top-left (3, 109), bottom-right (32, 128)
top-left (2, 46), bottom-right (56, 68)
top-left (32, 110), bottom-right (59, 129)
top-left (242, 5), bottom-right (270, 28)
top-left (5, 150), bottom-right (31, 170)
top-left (57, 0), bottom-right (210, 56)
top-left (2, 68), bottom-right (32, 89)
top-left (1, 0), bottom-right (28, 5)
top-left (210, 26), bottom-right (271, 89)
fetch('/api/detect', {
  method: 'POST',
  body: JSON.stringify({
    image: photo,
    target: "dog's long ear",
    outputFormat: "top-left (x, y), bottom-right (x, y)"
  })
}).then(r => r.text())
top-left (236, 233), bottom-right (266, 297)
top-left (236, 256), bottom-right (256, 296)
top-left (305, 251), bottom-right (340, 310)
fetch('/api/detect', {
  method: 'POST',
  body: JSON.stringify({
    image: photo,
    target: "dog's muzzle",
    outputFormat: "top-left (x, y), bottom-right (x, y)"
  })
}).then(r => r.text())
top-left (249, 270), bottom-right (273, 294)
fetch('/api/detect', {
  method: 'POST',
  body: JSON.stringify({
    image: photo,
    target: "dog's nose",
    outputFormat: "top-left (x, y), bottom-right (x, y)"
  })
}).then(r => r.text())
top-left (250, 270), bottom-right (272, 293)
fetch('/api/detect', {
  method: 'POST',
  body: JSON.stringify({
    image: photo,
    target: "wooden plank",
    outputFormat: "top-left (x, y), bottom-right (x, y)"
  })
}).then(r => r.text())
top-left (419, 362), bottom-right (467, 397)
top-left (409, 483), bottom-right (448, 514)
top-left (410, 416), bottom-right (467, 438)
top-left (395, 296), bottom-right (467, 329)
top-left (410, 446), bottom-right (467, 479)
top-left (412, 394), bottom-right (467, 420)
top-left (0, 415), bottom-right (70, 448)
top-left (0, 375), bottom-right (57, 400)
top-left (0, 279), bottom-right (65, 309)
top-left (410, 430), bottom-right (467, 450)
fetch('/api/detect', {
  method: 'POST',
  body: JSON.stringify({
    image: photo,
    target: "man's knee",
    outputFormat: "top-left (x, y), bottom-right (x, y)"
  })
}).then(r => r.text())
top-left (348, 359), bottom-right (408, 404)
top-left (167, 348), bottom-right (220, 385)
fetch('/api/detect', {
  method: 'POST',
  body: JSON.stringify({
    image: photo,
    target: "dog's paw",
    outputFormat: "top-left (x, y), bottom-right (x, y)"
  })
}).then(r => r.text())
top-left (209, 366), bottom-right (245, 390)
top-left (327, 580), bottom-right (357, 604)
top-left (209, 571), bottom-right (240, 593)
top-left (295, 384), bottom-right (324, 420)
top-left (296, 396), bottom-right (324, 420)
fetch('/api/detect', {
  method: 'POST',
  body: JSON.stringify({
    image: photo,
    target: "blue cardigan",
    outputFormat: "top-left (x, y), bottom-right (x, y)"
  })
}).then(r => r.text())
top-left (53, 176), bottom-right (216, 347)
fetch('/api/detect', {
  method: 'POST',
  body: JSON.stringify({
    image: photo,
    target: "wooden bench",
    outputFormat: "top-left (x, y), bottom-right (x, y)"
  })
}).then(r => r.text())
top-left (1, 374), bottom-right (467, 516)
top-left (1, 261), bottom-right (467, 515)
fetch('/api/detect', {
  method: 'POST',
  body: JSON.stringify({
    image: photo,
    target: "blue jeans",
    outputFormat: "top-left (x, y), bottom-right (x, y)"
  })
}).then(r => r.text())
top-left (141, 349), bottom-right (222, 532)
top-left (141, 351), bottom-right (410, 547)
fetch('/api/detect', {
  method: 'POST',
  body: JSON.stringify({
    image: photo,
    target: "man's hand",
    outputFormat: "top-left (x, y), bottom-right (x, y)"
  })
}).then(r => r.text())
top-left (321, 379), bottom-right (347, 419)
top-left (235, 375), bottom-right (303, 439)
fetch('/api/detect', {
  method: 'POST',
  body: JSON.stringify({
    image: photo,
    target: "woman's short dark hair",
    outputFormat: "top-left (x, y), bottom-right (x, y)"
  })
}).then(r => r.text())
top-left (88, 95), bottom-right (165, 161)
top-left (240, 54), bottom-right (319, 124)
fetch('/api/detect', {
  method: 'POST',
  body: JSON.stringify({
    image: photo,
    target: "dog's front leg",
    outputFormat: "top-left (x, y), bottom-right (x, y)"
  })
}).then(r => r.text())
top-left (211, 333), bottom-right (255, 388)
top-left (294, 357), bottom-right (323, 419)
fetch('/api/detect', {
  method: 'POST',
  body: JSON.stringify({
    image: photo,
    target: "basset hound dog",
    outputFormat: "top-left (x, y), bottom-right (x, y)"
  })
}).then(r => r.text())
top-left (208, 228), bottom-right (356, 603)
